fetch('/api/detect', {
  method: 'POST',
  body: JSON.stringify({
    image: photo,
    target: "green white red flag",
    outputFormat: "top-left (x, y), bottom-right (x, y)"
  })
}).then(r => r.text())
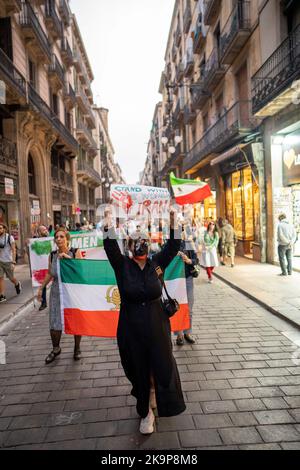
top-left (170, 172), bottom-right (212, 205)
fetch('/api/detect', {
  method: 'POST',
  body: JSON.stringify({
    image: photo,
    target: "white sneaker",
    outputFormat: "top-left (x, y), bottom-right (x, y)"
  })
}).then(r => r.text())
top-left (149, 388), bottom-right (157, 409)
top-left (140, 408), bottom-right (155, 434)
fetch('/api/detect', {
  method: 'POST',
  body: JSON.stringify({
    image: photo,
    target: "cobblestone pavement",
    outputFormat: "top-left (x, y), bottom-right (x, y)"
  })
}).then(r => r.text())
top-left (1, 276), bottom-right (300, 450)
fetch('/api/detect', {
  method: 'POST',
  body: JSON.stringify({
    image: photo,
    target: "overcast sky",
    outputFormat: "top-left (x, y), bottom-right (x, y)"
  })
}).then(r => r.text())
top-left (70, 0), bottom-right (175, 184)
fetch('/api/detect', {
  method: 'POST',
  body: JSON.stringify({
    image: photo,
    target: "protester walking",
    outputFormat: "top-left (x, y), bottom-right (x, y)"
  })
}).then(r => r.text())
top-left (201, 221), bottom-right (219, 283)
top-left (0, 223), bottom-right (22, 303)
top-left (221, 219), bottom-right (237, 267)
top-left (103, 211), bottom-right (186, 435)
top-left (277, 213), bottom-right (297, 276)
top-left (216, 217), bottom-right (224, 263)
top-left (37, 228), bottom-right (83, 364)
top-left (34, 225), bottom-right (49, 311)
top-left (174, 227), bottom-right (199, 346)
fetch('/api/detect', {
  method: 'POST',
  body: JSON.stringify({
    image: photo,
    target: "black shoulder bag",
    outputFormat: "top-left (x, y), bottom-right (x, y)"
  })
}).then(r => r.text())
top-left (155, 266), bottom-right (179, 318)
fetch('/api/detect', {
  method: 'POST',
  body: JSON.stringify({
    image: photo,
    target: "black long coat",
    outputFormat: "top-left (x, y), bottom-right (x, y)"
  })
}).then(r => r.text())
top-left (103, 227), bottom-right (186, 418)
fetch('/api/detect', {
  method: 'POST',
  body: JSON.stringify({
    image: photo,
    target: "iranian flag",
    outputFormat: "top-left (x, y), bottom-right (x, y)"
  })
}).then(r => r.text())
top-left (170, 172), bottom-right (212, 205)
top-left (58, 256), bottom-right (190, 337)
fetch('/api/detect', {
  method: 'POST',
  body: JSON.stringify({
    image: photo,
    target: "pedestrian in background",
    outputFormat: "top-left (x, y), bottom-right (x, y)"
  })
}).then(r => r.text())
top-left (174, 226), bottom-right (199, 346)
top-left (216, 217), bottom-right (224, 263)
top-left (221, 219), bottom-right (237, 267)
top-left (201, 221), bottom-right (219, 283)
top-left (277, 213), bottom-right (297, 276)
top-left (37, 228), bottom-right (83, 364)
top-left (0, 223), bottom-right (22, 303)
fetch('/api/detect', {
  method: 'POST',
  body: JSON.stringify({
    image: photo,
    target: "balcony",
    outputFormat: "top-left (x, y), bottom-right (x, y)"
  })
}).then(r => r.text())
top-left (0, 48), bottom-right (27, 102)
top-left (202, 47), bottom-right (225, 91)
top-left (61, 37), bottom-right (74, 68)
top-left (220, 1), bottom-right (251, 65)
top-left (51, 166), bottom-right (73, 188)
top-left (183, 100), bottom-right (255, 173)
top-left (28, 84), bottom-right (78, 155)
top-left (175, 62), bottom-right (184, 82)
top-left (77, 160), bottom-right (101, 186)
top-left (160, 144), bottom-right (184, 177)
top-left (76, 119), bottom-right (98, 155)
top-left (173, 99), bottom-right (184, 124)
top-left (184, 104), bottom-right (196, 124)
top-left (252, 23), bottom-right (300, 117)
top-left (175, 22), bottom-right (182, 47)
top-left (172, 43), bottom-right (177, 60)
top-left (193, 17), bottom-right (206, 53)
top-left (190, 79), bottom-right (210, 110)
top-left (20, 2), bottom-right (51, 63)
top-left (58, 0), bottom-right (71, 26)
top-left (183, 1), bottom-right (192, 33)
top-left (73, 49), bottom-right (81, 73)
top-left (3, 0), bottom-right (22, 15)
top-left (45, 0), bottom-right (63, 40)
top-left (183, 49), bottom-right (194, 76)
top-left (0, 136), bottom-right (17, 169)
top-left (203, 0), bottom-right (221, 26)
top-left (76, 87), bottom-right (96, 128)
top-left (62, 82), bottom-right (76, 109)
top-left (48, 54), bottom-right (65, 91)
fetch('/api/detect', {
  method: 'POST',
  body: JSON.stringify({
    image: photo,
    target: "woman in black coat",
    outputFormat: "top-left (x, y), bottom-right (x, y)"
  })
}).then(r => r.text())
top-left (103, 212), bottom-right (186, 434)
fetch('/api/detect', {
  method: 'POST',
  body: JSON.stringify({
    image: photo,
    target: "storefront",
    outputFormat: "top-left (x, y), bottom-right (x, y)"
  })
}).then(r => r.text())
top-left (193, 177), bottom-right (217, 224)
top-left (271, 127), bottom-right (300, 270)
top-left (218, 146), bottom-right (261, 259)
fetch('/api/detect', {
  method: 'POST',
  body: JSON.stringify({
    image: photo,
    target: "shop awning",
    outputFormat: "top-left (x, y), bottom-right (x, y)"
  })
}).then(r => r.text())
top-left (210, 144), bottom-right (248, 166)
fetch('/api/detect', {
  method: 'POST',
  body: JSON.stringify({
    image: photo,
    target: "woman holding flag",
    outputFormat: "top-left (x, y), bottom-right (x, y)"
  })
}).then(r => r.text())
top-left (37, 227), bottom-right (83, 364)
top-left (103, 210), bottom-right (186, 435)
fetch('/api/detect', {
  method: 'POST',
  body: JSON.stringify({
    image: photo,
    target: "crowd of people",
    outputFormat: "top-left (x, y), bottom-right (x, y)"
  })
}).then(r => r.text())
top-left (0, 210), bottom-right (298, 435)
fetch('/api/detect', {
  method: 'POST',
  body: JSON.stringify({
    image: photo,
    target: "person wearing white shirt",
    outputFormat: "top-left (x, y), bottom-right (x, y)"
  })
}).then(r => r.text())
top-left (277, 213), bottom-right (297, 276)
top-left (0, 223), bottom-right (22, 302)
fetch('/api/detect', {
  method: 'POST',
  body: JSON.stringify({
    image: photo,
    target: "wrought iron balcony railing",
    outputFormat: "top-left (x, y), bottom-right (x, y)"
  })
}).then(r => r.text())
top-left (0, 136), bottom-right (17, 168)
top-left (20, 2), bottom-right (51, 62)
top-left (49, 54), bottom-right (65, 87)
top-left (190, 79), bottom-right (210, 110)
top-left (173, 99), bottom-right (184, 123)
top-left (183, 48), bottom-right (194, 76)
top-left (58, 0), bottom-right (71, 26)
top-left (183, 0), bottom-right (192, 33)
top-left (184, 100), bottom-right (254, 172)
top-left (184, 104), bottom-right (196, 124)
top-left (28, 84), bottom-right (78, 153)
top-left (202, 47), bottom-right (225, 90)
top-left (252, 23), bottom-right (300, 116)
top-left (76, 119), bottom-right (98, 151)
top-left (193, 16), bottom-right (206, 53)
top-left (45, 0), bottom-right (63, 39)
top-left (175, 22), bottom-right (182, 47)
top-left (61, 37), bottom-right (74, 67)
top-left (172, 43), bottom-right (177, 60)
top-left (220, 1), bottom-right (251, 65)
top-left (77, 160), bottom-right (101, 185)
top-left (0, 47), bottom-right (27, 99)
top-left (203, 0), bottom-right (221, 26)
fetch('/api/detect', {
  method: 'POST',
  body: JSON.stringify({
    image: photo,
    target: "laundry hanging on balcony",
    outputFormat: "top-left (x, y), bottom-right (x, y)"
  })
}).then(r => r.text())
top-left (170, 172), bottom-right (212, 205)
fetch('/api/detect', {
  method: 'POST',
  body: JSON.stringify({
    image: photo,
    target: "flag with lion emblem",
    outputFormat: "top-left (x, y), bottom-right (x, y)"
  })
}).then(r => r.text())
top-left (58, 256), bottom-right (190, 337)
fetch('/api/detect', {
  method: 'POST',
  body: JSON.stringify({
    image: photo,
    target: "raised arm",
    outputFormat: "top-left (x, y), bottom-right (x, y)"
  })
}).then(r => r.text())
top-left (103, 226), bottom-right (124, 272)
top-left (152, 211), bottom-right (181, 270)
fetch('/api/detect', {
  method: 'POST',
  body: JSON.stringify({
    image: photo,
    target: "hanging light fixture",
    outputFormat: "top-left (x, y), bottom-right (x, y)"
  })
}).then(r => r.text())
top-left (161, 136), bottom-right (168, 145)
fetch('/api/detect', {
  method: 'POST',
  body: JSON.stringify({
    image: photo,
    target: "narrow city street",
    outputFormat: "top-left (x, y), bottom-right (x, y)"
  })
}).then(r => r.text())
top-left (1, 273), bottom-right (300, 450)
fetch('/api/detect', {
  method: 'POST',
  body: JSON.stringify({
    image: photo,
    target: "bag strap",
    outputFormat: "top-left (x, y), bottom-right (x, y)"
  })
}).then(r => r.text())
top-left (154, 265), bottom-right (173, 301)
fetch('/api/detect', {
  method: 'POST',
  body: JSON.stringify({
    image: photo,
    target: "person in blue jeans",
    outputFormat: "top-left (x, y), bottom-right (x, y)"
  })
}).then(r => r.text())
top-left (174, 228), bottom-right (199, 346)
top-left (277, 213), bottom-right (297, 276)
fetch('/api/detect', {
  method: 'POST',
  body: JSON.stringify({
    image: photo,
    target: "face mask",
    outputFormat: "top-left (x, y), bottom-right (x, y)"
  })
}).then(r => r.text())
top-left (133, 238), bottom-right (149, 258)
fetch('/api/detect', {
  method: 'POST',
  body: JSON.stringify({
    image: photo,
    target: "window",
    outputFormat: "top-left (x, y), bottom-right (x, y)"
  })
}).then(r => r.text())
top-left (28, 59), bottom-right (36, 89)
top-left (28, 153), bottom-right (36, 195)
top-left (51, 92), bottom-right (59, 116)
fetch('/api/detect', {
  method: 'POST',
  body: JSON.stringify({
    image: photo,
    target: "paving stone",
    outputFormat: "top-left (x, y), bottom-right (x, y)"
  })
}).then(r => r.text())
top-left (214, 363), bottom-right (242, 371)
top-left (41, 438), bottom-right (97, 450)
top-left (202, 401), bottom-right (237, 414)
top-left (64, 398), bottom-right (99, 412)
top-left (262, 397), bottom-right (290, 409)
top-left (218, 389), bottom-right (252, 400)
top-left (234, 399), bottom-right (266, 412)
top-left (184, 402), bottom-right (203, 415)
top-left (284, 396), bottom-right (300, 408)
top-left (280, 385), bottom-right (300, 396)
top-left (181, 381), bottom-right (200, 392)
top-left (257, 425), bottom-right (300, 442)
top-left (1, 404), bottom-right (32, 417)
top-left (281, 442), bottom-right (300, 450)
top-left (204, 371), bottom-right (234, 380)
top-left (179, 429), bottom-right (222, 448)
top-left (249, 387), bottom-right (284, 398)
top-left (9, 414), bottom-right (49, 430)
top-left (107, 407), bottom-right (133, 421)
top-left (186, 390), bottom-right (220, 402)
top-left (253, 410), bottom-right (295, 425)
top-left (0, 417), bottom-right (12, 431)
top-left (157, 415), bottom-right (195, 432)
top-left (29, 401), bottom-right (65, 415)
top-left (219, 427), bottom-right (262, 445)
top-left (3, 427), bottom-right (48, 447)
top-left (45, 424), bottom-right (86, 442)
top-left (232, 369), bottom-right (263, 378)
top-left (239, 443), bottom-right (281, 450)
top-left (199, 379), bottom-right (231, 390)
top-left (229, 412), bottom-right (258, 426)
top-left (229, 378), bottom-right (261, 388)
top-left (194, 413), bottom-right (233, 429)
top-left (260, 368), bottom-right (289, 377)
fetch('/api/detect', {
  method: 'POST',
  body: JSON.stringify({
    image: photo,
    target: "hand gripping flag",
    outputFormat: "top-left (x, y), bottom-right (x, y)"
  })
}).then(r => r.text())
top-left (170, 172), bottom-right (212, 205)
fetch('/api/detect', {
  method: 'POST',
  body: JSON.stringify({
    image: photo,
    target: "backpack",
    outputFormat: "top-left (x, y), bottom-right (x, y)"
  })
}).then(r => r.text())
top-left (0, 234), bottom-right (12, 249)
top-left (50, 247), bottom-right (78, 263)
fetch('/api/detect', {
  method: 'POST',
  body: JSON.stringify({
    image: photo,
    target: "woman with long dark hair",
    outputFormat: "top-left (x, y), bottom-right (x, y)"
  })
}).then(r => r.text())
top-left (201, 221), bottom-right (219, 283)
